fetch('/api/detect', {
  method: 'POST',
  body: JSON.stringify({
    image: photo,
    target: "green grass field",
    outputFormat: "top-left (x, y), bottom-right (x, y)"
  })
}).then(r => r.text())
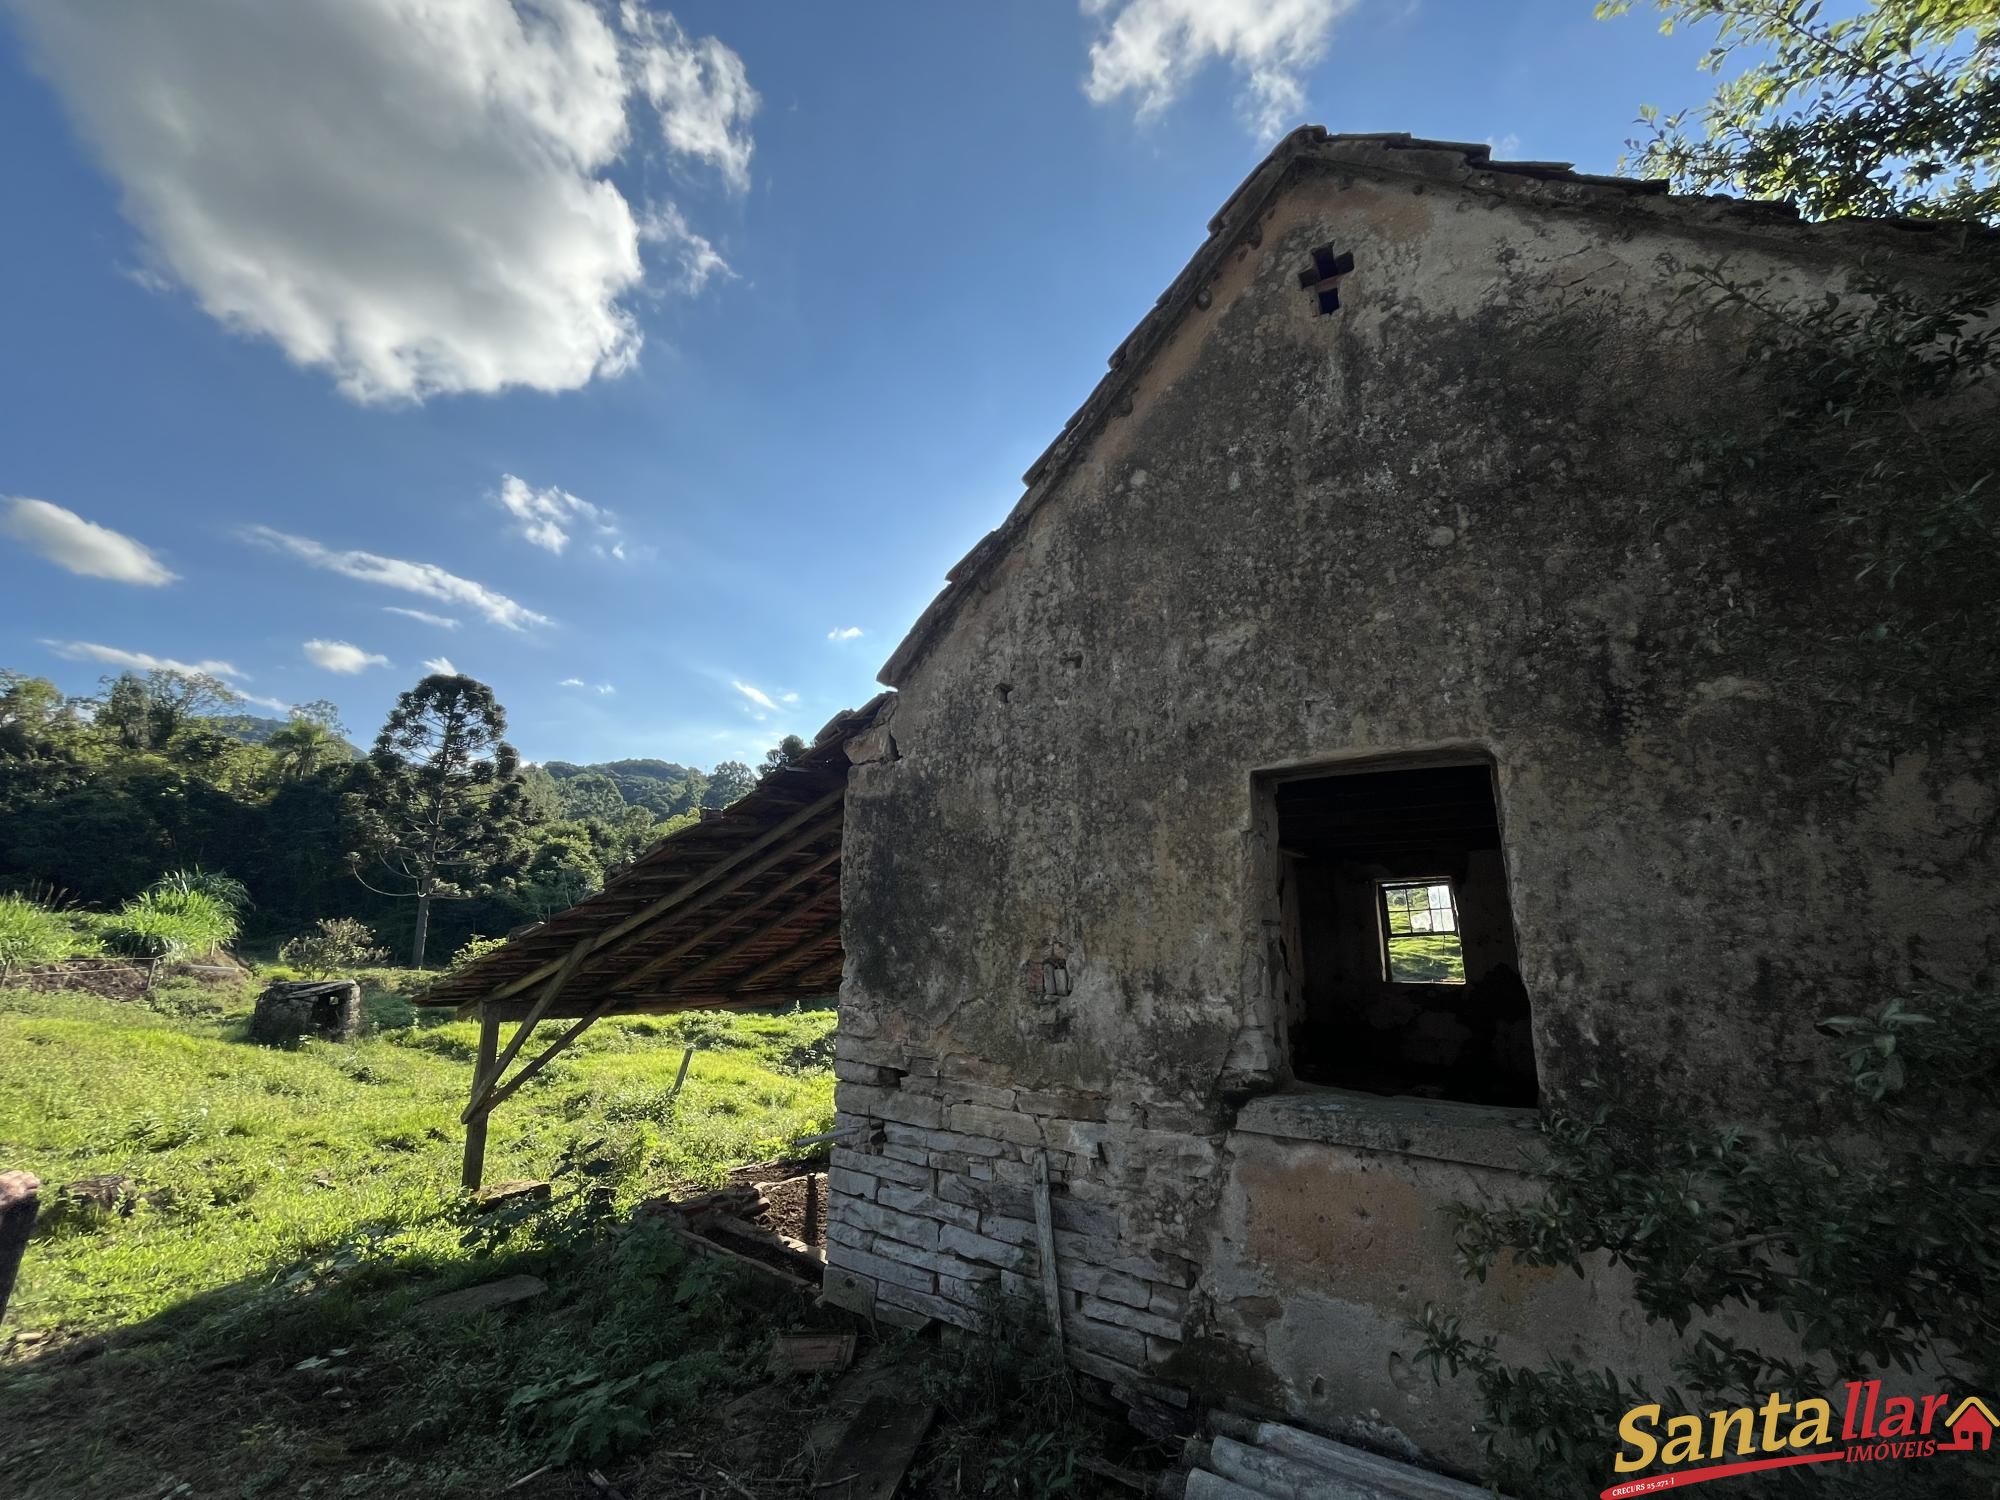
top-left (0, 970), bottom-right (843, 1498)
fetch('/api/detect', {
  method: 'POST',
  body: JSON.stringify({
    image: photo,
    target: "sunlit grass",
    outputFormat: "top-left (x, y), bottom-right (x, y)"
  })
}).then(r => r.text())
top-left (0, 975), bottom-right (835, 1337)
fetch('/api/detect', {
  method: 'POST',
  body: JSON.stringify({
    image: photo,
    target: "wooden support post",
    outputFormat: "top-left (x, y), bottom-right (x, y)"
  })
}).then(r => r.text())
top-left (462, 1010), bottom-right (501, 1191)
top-left (0, 1171), bottom-right (39, 1327)
top-left (668, 1046), bottom-right (695, 1101)
top-left (1032, 1150), bottom-right (1067, 1359)
top-left (462, 934), bottom-right (592, 1125)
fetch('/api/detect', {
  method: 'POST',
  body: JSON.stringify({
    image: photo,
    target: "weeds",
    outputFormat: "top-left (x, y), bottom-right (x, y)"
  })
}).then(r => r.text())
top-left (917, 1292), bottom-right (1096, 1497)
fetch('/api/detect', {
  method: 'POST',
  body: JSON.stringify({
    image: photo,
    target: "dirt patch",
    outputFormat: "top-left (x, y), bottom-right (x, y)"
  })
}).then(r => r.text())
top-left (7, 956), bottom-right (248, 1001)
top-left (752, 1173), bottom-right (826, 1256)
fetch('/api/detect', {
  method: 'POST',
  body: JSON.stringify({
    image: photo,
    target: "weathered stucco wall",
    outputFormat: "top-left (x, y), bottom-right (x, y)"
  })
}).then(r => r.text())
top-left (823, 143), bottom-right (1999, 1468)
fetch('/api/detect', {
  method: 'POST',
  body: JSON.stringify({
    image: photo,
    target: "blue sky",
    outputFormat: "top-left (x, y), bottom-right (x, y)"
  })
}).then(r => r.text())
top-left (0, 1), bottom-right (1715, 769)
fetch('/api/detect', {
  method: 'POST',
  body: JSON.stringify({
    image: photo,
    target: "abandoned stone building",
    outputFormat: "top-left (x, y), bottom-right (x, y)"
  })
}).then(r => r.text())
top-left (428, 129), bottom-right (1998, 1473)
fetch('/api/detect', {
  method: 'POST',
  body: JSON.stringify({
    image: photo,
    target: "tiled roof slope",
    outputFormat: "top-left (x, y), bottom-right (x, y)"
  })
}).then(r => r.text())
top-left (878, 127), bottom-right (1996, 689)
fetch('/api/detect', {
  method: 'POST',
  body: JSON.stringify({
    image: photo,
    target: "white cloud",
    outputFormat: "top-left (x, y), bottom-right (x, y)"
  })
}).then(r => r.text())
top-left (1486, 132), bottom-right (1522, 158)
top-left (238, 692), bottom-right (296, 714)
top-left (4, 497), bottom-right (175, 585)
top-left (826, 625), bottom-right (863, 641)
top-left (639, 201), bottom-right (731, 294)
top-left (560, 677), bottom-right (587, 688)
top-left (384, 606), bottom-right (460, 630)
top-left (732, 679), bottom-right (779, 713)
top-left (243, 526), bottom-right (551, 631)
top-left (1080, 0), bottom-right (1354, 138)
top-left (494, 473), bottom-right (620, 557)
top-left (596, 682), bottom-right (616, 695)
top-left (623, 3), bottom-right (759, 192)
top-left (42, 639), bottom-right (244, 680)
top-left (7, 1), bottom-right (756, 404)
top-left (304, 639), bottom-right (390, 674)
top-left (424, 656), bottom-right (458, 675)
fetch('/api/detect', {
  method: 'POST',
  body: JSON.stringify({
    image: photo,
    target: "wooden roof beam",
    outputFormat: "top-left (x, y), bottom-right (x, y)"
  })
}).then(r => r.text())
top-left (480, 787), bottom-right (844, 1004)
top-left (657, 890), bottom-right (838, 995)
top-left (606, 845), bottom-right (841, 995)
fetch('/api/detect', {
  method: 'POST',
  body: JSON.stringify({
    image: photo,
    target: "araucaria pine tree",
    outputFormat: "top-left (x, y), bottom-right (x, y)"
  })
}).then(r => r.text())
top-left (345, 674), bottom-right (528, 968)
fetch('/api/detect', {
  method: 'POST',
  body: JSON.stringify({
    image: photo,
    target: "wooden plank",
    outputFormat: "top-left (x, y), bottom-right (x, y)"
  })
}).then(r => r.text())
top-left (812, 1391), bottom-right (936, 1499)
top-left (460, 1011), bottom-right (501, 1190)
top-left (474, 1001), bottom-right (617, 1116)
top-left (481, 787), bottom-right (844, 1004)
top-left (1032, 1149), bottom-right (1067, 1359)
top-left (608, 845), bottom-right (842, 994)
top-left (461, 934), bottom-right (593, 1123)
top-left (667, 890), bottom-right (839, 992)
top-left (732, 919), bottom-right (841, 991)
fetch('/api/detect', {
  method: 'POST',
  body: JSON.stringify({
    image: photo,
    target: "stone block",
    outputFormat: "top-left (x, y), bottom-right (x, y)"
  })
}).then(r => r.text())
top-left (1080, 1295), bottom-right (1184, 1340)
top-left (826, 1241), bottom-right (937, 1294)
top-left (842, 1198), bottom-right (941, 1252)
top-left (822, 1263), bottom-right (877, 1319)
top-left (827, 1165), bottom-right (879, 1202)
top-left (885, 1123), bottom-right (1005, 1158)
top-left (937, 1174), bottom-right (1034, 1220)
top-left (1067, 1314), bottom-right (1148, 1365)
top-left (1068, 1345), bottom-right (1145, 1387)
top-left (878, 1183), bottom-right (978, 1230)
top-left (832, 1147), bottom-right (931, 1189)
top-left (833, 1059), bottom-right (903, 1087)
top-left (1055, 1260), bottom-right (1154, 1309)
top-left (940, 1081), bottom-right (1018, 1110)
top-left (938, 1224), bottom-right (1032, 1271)
top-left (838, 1084), bottom-right (943, 1130)
top-left (870, 1238), bottom-right (996, 1283)
top-left (948, 1102), bottom-right (1043, 1146)
top-left (877, 1278), bottom-right (980, 1329)
top-left (1015, 1090), bottom-right (1110, 1121)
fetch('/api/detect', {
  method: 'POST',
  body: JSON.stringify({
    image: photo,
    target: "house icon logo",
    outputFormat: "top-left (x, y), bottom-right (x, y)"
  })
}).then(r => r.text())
top-left (1939, 1396), bottom-right (1997, 1453)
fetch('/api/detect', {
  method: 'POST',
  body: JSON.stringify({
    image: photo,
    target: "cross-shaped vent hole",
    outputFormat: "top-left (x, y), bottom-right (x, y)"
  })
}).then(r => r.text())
top-left (1297, 245), bottom-right (1355, 314)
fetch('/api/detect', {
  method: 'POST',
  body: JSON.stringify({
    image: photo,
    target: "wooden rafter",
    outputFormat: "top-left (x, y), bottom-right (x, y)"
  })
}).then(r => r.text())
top-left (479, 787), bottom-right (844, 1005)
top-left (462, 934), bottom-right (592, 1124)
top-left (607, 846), bottom-right (842, 995)
top-left (662, 889), bottom-right (838, 994)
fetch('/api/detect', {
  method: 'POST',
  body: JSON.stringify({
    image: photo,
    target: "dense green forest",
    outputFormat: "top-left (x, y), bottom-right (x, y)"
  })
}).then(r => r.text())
top-left (0, 665), bottom-right (798, 965)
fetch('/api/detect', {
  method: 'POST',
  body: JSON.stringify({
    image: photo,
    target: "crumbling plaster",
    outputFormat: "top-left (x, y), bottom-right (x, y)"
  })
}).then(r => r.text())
top-left (827, 149), bottom-right (1998, 1465)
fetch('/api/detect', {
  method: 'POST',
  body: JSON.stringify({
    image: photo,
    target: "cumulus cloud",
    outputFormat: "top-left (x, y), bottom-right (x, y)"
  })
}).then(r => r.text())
top-left (4, 496), bottom-right (175, 585)
top-left (1080, 0), bottom-right (1353, 138)
top-left (623, 3), bottom-right (758, 191)
top-left (826, 626), bottom-right (863, 641)
top-left (384, 606), bottom-right (460, 630)
top-left (732, 680), bottom-right (779, 713)
top-left (596, 682), bottom-right (615, 695)
top-left (43, 639), bottom-right (244, 680)
top-left (7, 0), bottom-right (757, 403)
top-left (305, 639), bottom-right (390, 674)
top-left (243, 525), bottom-right (551, 631)
top-left (780, 691), bottom-right (799, 704)
top-left (494, 474), bottom-right (620, 557)
top-left (560, 677), bottom-right (587, 687)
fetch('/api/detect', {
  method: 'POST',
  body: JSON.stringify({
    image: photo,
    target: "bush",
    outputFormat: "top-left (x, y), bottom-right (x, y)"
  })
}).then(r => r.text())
top-left (148, 866), bottom-right (252, 912)
top-left (97, 887), bottom-right (240, 960)
top-left (279, 917), bottom-right (387, 978)
top-left (1417, 983), bottom-right (2000, 1500)
top-left (0, 892), bottom-right (79, 972)
top-left (446, 934), bottom-right (507, 974)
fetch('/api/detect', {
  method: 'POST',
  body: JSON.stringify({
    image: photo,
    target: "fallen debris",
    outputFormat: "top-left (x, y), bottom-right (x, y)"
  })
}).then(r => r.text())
top-left (418, 1274), bottom-right (547, 1321)
top-left (812, 1391), bottom-right (935, 1499)
top-left (768, 1330), bottom-right (857, 1377)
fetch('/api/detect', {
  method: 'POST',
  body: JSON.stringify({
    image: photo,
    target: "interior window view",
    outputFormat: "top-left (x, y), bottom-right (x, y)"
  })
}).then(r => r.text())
top-left (1274, 761), bottom-right (1538, 1107)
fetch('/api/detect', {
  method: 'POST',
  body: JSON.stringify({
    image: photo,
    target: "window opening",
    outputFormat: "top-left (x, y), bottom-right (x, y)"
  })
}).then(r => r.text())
top-left (1270, 760), bottom-right (1536, 1106)
top-left (1379, 880), bottom-right (1465, 983)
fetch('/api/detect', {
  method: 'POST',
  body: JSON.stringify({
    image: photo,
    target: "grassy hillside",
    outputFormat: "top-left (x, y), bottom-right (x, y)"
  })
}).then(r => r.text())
top-left (0, 973), bottom-right (840, 1497)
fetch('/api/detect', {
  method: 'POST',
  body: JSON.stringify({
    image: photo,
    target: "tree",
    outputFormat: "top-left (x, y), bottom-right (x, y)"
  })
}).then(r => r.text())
top-left (758, 736), bottom-right (808, 782)
top-left (343, 674), bottom-right (529, 969)
top-left (702, 760), bottom-right (755, 808)
top-left (1604, 0), bottom-right (1999, 226)
top-left (267, 718), bottom-right (344, 782)
top-left (1419, 985), bottom-right (1999, 1500)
